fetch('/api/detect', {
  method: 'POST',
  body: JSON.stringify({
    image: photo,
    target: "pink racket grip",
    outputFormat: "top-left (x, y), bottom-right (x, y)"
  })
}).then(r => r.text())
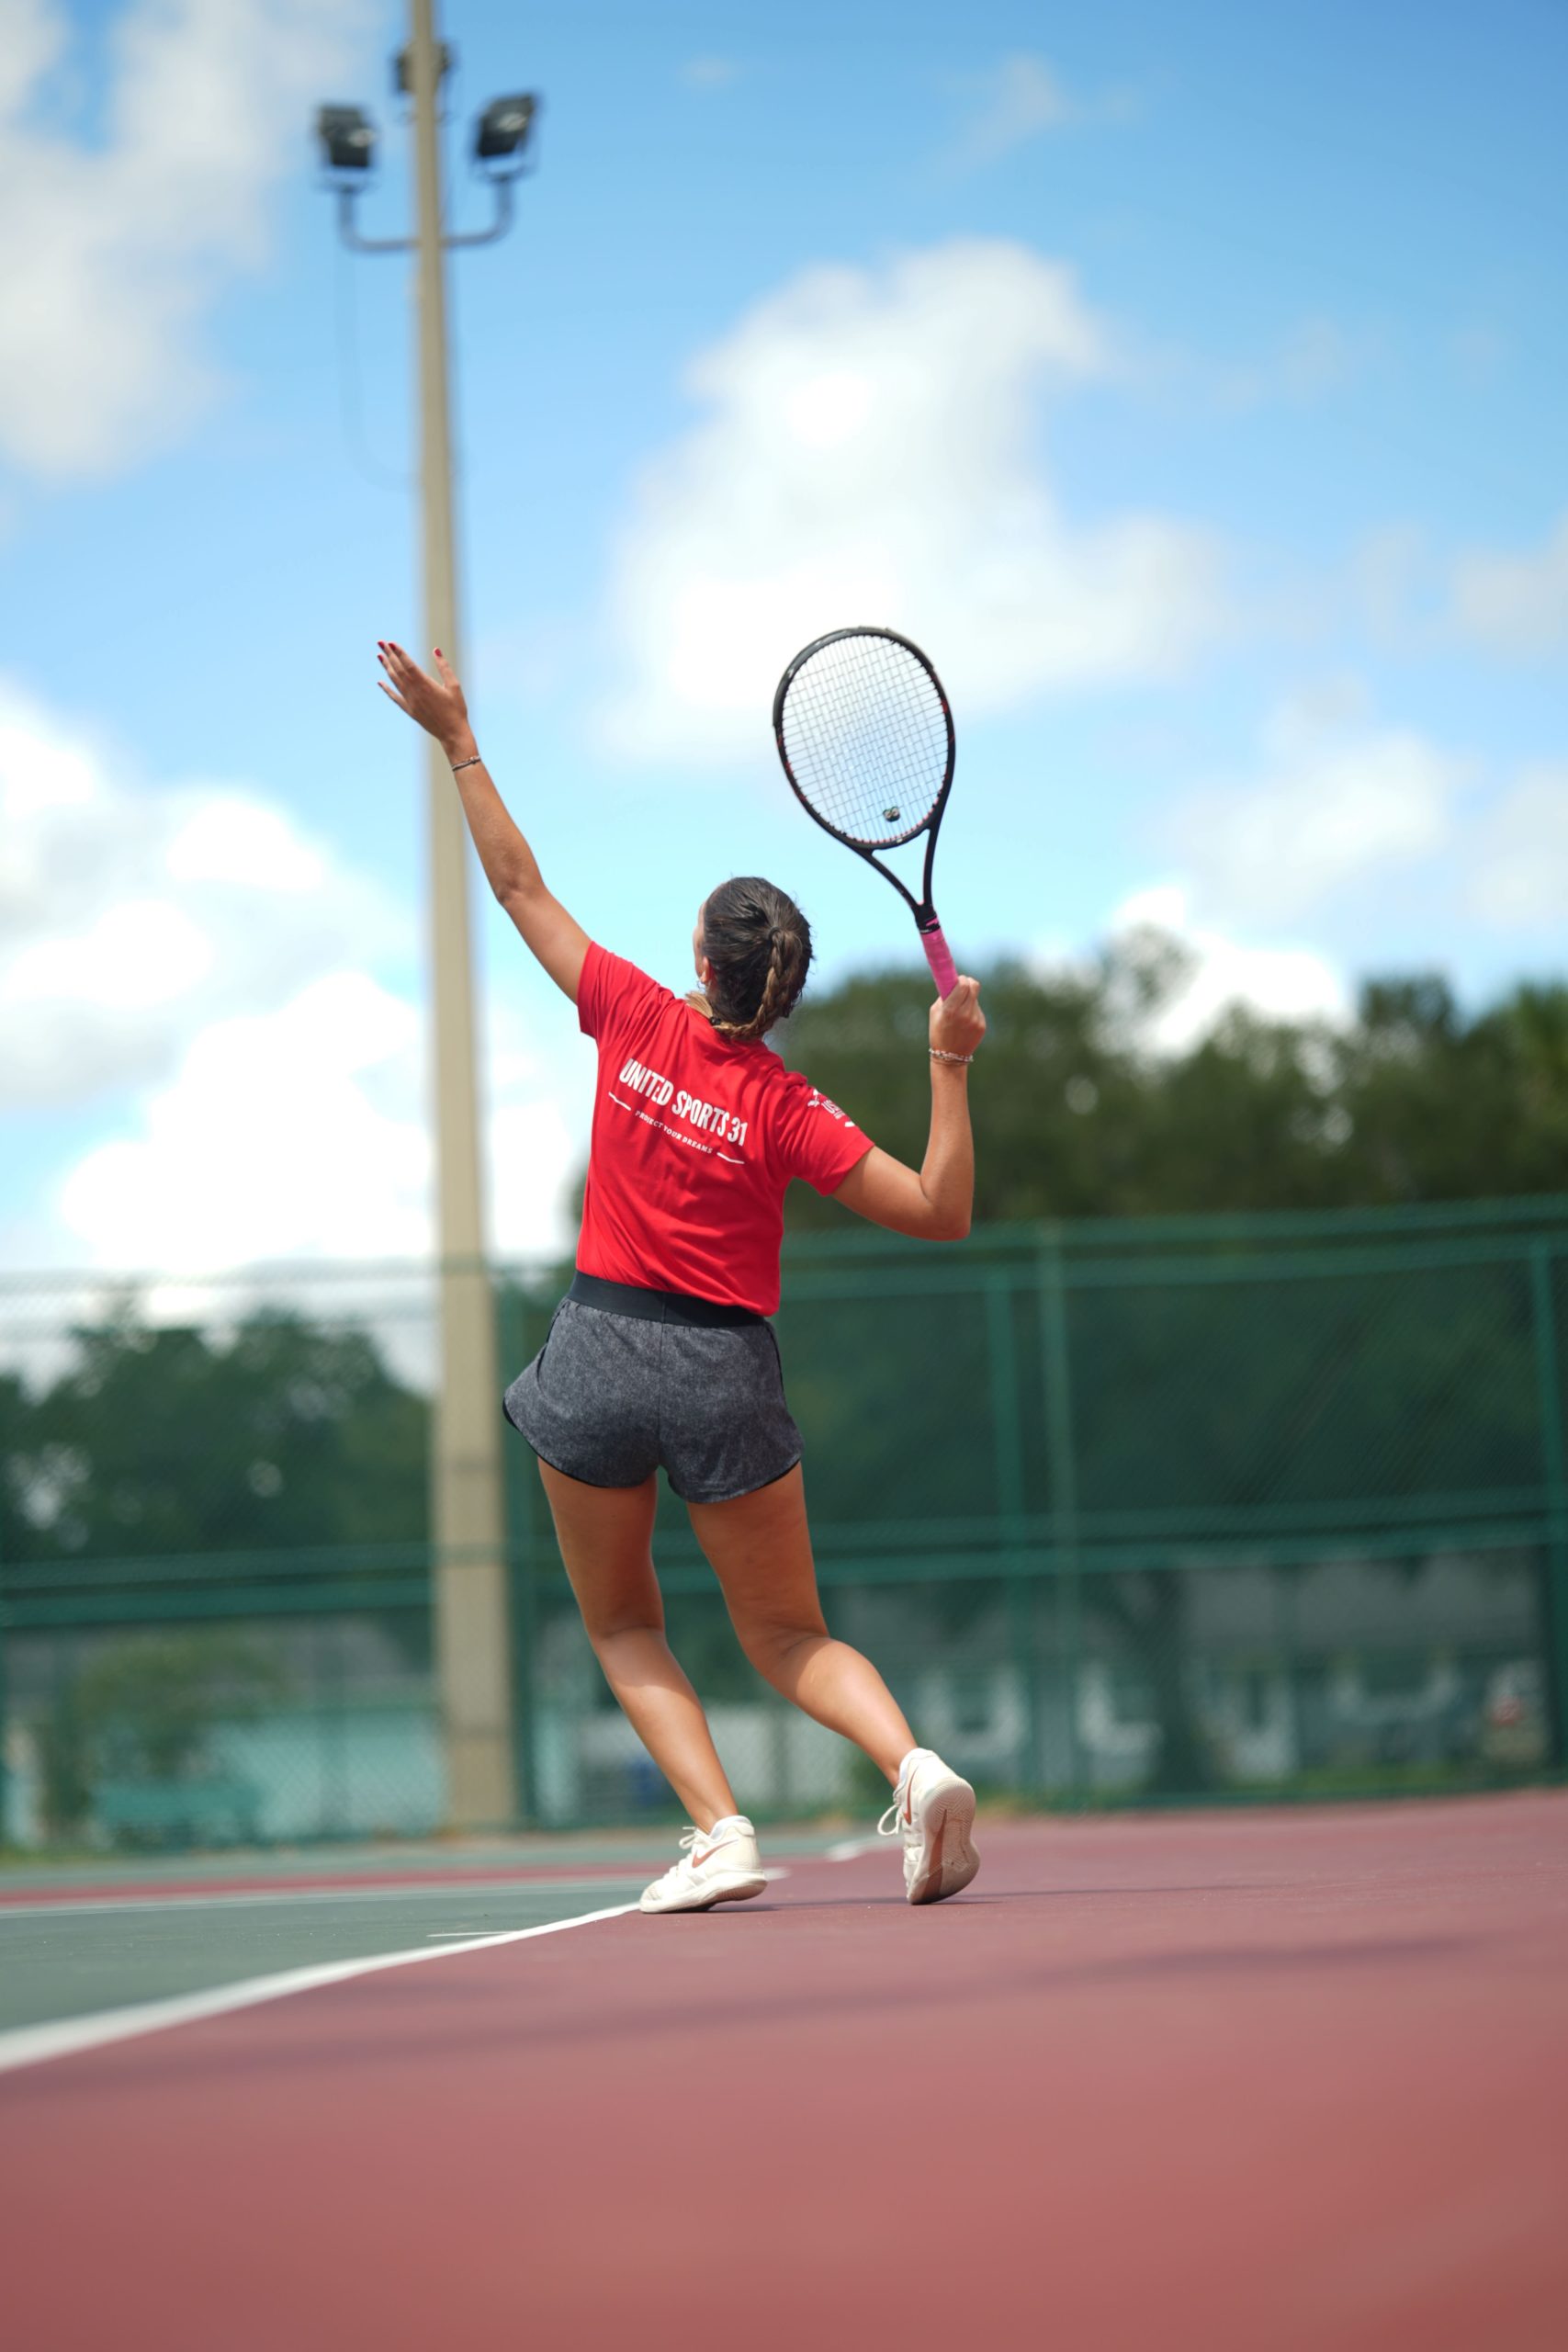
top-left (920, 922), bottom-right (959, 1001)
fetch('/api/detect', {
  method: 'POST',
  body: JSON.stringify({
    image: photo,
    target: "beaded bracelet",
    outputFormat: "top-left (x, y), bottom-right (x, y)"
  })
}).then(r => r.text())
top-left (930, 1047), bottom-right (975, 1066)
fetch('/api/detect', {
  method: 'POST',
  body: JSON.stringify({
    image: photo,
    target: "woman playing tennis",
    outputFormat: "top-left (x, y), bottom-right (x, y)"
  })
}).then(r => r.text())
top-left (378, 640), bottom-right (986, 1912)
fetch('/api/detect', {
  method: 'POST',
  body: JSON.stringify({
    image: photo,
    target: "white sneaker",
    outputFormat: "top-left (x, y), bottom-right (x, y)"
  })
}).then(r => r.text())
top-left (878, 1750), bottom-right (979, 1905)
top-left (638, 1815), bottom-right (768, 1914)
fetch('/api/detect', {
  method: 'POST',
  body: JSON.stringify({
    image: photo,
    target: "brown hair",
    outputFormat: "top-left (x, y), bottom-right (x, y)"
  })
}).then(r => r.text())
top-left (691, 876), bottom-right (813, 1044)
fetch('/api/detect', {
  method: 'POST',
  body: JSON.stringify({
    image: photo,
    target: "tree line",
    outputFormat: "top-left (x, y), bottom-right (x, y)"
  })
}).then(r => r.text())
top-left (0, 1306), bottom-right (426, 1571)
top-left (779, 927), bottom-right (1568, 1226)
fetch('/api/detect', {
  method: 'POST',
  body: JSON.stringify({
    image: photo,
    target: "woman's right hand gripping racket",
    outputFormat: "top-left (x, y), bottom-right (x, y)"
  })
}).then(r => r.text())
top-left (773, 627), bottom-right (964, 1001)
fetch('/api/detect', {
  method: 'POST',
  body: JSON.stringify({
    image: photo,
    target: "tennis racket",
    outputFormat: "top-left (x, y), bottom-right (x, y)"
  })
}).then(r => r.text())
top-left (773, 626), bottom-right (960, 999)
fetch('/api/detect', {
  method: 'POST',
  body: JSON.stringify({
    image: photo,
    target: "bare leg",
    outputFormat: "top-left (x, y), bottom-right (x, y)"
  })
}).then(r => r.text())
top-left (537, 1460), bottom-right (739, 1831)
top-left (686, 1464), bottom-right (914, 1783)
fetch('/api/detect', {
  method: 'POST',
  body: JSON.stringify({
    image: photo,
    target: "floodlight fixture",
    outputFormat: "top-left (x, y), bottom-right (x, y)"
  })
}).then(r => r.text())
top-left (474, 93), bottom-right (537, 174)
top-left (316, 104), bottom-right (377, 175)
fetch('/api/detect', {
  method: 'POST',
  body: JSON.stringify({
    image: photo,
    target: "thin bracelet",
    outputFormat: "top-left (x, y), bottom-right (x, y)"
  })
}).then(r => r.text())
top-left (930, 1047), bottom-right (975, 1066)
top-left (450, 752), bottom-right (482, 775)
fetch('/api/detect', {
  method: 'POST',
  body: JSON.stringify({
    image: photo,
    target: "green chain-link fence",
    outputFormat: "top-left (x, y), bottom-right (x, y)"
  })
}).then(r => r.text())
top-left (4, 1199), bottom-right (1564, 1849)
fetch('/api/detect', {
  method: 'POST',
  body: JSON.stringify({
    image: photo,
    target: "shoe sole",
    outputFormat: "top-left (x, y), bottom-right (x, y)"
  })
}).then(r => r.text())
top-left (639, 1870), bottom-right (768, 1916)
top-left (907, 1775), bottom-right (979, 1905)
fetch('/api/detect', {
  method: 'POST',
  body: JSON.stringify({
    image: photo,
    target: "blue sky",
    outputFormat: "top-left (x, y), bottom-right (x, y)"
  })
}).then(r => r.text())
top-left (1, 0), bottom-right (1563, 1273)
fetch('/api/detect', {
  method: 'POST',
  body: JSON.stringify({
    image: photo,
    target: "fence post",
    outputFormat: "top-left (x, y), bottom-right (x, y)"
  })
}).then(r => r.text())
top-left (1273, 1565), bottom-right (1304, 1781)
top-left (1527, 1242), bottom-right (1568, 1768)
top-left (985, 1272), bottom-right (1041, 1795)
top-left (1039, 1230), bottom-right (1085, 1805)
top-left (318, 1616), bottom-right (350, 1837)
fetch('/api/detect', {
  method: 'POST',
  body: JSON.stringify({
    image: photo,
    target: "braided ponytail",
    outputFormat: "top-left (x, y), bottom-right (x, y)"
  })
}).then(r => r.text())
top-left (691, 878), bottom-right (813, 1044)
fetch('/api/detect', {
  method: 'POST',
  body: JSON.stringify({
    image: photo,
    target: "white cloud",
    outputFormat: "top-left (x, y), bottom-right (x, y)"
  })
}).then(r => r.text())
top-left (1162, 686), bottom-right (1568, 944)
top-left (946, 53), bottom-right (1073, 170)
top-left (1108, 884), bottom-right (1348, 1053)
top-left (1468, 763), bottom-right (1568, 927)
top-left (604, 240), bottom-right (1225, 762)
top-left (0, 0), bottom-right (62, 130)
top-left (8, 898), bottom-right (213, 1011)
top-left (164, 796), bottom-right (328, 891)
top-left (1450, 510), bottom-right (1568, 660)
top-left (1168, 686), bottom-right (1465, 923)
top-left (481, 996), bottom-right (582, 1265)
top-left (0, 674), bottom-right (402, 1107)
top-left (0, 0), bottom-right (371, 478)
top-left (487, 1095), bottom-right (579, 1261)
top-left (45, 965), bottom-right (581, 1277)
top-left (0, 672), bottom-right (584, 1276)
top-left (56, 974), bottom-right (430, 1270)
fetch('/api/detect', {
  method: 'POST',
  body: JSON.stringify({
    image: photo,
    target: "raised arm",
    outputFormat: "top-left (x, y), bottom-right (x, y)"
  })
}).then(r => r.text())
top-left (832, 978), bottom-right (986, 1242)
top-left (377, 640), bottom-right (589, 1003)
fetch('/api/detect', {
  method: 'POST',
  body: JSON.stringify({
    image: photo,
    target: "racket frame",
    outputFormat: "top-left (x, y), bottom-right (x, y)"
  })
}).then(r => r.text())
top-left (772, 626), bottom-right (958, 995)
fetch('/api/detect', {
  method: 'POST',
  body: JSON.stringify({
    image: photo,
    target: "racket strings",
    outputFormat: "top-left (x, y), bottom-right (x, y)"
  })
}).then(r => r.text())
top-left (779, 635), bottom-right (949, 848)
top-left (785, 640), bottom-right (940, 833)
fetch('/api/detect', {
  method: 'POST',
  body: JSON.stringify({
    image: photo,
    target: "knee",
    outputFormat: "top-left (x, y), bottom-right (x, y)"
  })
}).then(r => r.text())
top-left (583, 1602), bottom-right (665, 1655)
top-left (737, 1616), bottom-right (826, 1680)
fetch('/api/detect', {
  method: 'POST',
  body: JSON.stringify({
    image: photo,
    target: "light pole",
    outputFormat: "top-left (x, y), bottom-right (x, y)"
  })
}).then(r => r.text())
top-left (315, 5), bottom-right (539, 1829)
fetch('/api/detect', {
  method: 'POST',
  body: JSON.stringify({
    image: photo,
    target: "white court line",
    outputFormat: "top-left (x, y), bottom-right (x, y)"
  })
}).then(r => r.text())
top-left (418, 1877), bottom-right (789, 1932)
top-left (825, 1838), bottom-right (884, 1862)
top-left (0, 1901), bottom-right (637, 2079)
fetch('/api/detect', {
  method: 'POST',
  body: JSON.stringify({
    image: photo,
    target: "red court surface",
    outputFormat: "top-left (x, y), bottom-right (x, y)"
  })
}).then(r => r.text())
top-left (3, 1792), bottom-right (1565, 2350)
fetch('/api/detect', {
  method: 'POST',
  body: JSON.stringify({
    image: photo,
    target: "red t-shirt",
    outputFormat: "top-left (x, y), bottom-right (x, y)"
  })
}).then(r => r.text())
top-left (575, 943), bottom-right (874, 1316)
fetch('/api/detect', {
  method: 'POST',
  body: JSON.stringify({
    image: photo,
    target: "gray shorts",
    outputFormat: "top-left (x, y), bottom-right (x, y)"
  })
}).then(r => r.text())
top-left (502, 1283), bottom-right (802, 1504)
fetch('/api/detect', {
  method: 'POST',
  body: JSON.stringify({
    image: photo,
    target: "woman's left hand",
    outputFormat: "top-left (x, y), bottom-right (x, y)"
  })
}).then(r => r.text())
top-left (377, 641), bottom-right (471, 754)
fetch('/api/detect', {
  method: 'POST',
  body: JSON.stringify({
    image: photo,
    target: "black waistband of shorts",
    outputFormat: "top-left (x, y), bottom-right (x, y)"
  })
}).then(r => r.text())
top-left (567, 1270), bottom-right (764, 1329)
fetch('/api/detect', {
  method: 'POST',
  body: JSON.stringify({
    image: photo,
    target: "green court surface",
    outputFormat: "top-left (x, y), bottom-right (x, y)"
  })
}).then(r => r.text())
top-left (0, 1833), bottom-right (770, 1891)
top-left (0, 1831), bottom-right (859, 2038)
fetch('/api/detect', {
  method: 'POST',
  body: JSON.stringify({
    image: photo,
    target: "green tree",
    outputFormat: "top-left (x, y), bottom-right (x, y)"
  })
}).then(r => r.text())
top-left (779, 935), bottom-right (1568, 1224)
top-left (12, 1300), bottom-right (428, 1564)
top-left (0, 1366), bottom-right (30, 1567)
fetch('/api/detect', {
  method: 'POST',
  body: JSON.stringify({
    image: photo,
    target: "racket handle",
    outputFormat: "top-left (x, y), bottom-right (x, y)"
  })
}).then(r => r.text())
top-left (920, 921), bottom-right (959, 1000)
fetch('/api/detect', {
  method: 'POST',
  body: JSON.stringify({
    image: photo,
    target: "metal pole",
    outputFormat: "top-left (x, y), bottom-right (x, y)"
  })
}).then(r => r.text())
top-left (1040, 1233), bottom-right (1085, 1804)
top-left (410, 0), bottom-right (514, 1826)
top-left (985, 1272), bottom-right (1041, 1796)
